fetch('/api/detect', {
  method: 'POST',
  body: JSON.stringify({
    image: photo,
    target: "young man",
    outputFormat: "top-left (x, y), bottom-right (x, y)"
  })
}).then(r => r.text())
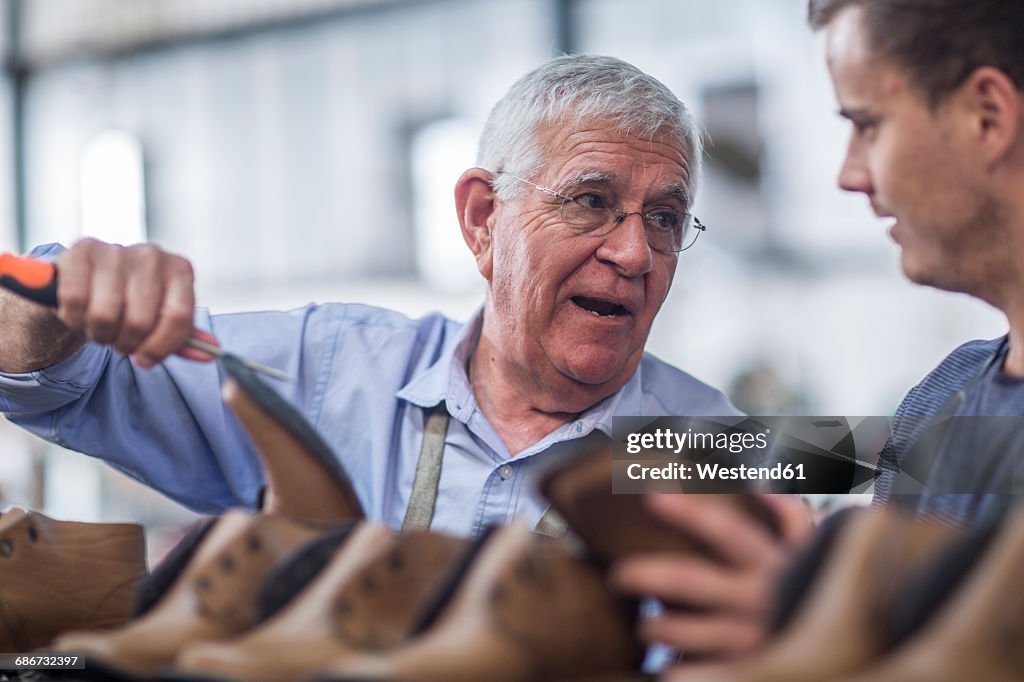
top-left (615, 0), bottom-right (1024, 666)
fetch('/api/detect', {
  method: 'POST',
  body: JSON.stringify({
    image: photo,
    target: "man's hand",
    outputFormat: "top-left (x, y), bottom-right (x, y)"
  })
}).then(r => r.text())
top-left (610, 493), bottom-right (813, 661)
top-left (53, 238), bottom-right (206, 368)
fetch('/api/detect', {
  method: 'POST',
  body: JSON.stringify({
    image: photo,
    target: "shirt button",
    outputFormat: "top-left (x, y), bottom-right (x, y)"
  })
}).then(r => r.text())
top-left (498, 464), bottom-right (513, 480)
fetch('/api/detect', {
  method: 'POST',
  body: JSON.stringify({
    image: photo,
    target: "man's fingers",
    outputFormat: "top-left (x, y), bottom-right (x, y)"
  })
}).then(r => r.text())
top-left (176, 328), bottom-right (219, 363)
top-left (84, 245), bottom-right (130, 344)
top-left (132, 256), bottom-right (196, 366)
top-left (757, 493), bottom-right (814, 547)
top-left (50, 239), bottom-right (200, 368)
top-left (645, 494), bottom-right (783, 568)
top-left (54, 240), bottom-right (97, 330)
top-left (114, 250), bottom-right (165, 355)
top-left (612, 555), bottom-right (769, 617)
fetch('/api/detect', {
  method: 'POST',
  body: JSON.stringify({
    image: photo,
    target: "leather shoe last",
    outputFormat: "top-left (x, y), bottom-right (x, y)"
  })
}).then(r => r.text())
top-left (220, 355), bottom-right (363, 523)
top-left (0, 507), bottom-right (146, 652)
top-left (318, 524), bottom-right (643, 681)
top-left (174, 525), bottom-right (467, 682)
top-left (51, 510), bottom-right (320, 677)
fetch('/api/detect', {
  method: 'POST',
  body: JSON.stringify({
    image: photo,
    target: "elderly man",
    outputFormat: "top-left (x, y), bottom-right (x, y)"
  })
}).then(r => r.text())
top-left (616, 0), bottom-right (1024, 672)
top-left (0, 55), bottom-right (735, 538)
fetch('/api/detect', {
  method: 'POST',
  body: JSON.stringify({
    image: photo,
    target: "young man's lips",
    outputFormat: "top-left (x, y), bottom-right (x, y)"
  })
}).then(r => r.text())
top-left (888, 220), bottom-right (900, 241)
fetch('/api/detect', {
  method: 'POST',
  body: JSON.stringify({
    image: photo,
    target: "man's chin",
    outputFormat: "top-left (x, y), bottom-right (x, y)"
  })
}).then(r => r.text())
top-left (901, 258), bottom-right (969, 296)
top-left (900, 251), bottom-right (934, 286)
top-left (561, 349), bottom-right (636, 388)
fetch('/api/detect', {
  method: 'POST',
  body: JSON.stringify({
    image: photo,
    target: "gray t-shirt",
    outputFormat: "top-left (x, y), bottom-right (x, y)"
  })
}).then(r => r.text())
top-left (875, 336), bottom-right (1024, 526)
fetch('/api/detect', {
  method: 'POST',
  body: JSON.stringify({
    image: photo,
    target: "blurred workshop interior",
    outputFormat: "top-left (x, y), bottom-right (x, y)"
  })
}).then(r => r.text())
top-left (0, 0), bottom-right (1005, 559)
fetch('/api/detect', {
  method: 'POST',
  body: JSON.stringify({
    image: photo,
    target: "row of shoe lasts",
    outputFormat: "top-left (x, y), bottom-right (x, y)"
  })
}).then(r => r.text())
top-left (0, 507), bottom-right (644, 682)
top-left (675, 505), bottom-right (1024, 682)
top-left (0, 359), bottom-right (648, 681)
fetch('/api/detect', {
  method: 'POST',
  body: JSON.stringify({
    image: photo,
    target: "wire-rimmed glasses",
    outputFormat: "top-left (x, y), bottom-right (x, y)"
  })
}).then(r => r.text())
top-left (495, 171), bottom-right (707, 253)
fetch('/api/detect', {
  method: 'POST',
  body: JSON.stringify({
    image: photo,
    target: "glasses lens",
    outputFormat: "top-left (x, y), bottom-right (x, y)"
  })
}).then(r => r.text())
top-left (559, 193), bottom-right (706, 253)
top-left (642, 209), bottom-right (686, 252)
top-left (677, 215), bottom-right (705, 252)
top-left (646, 213), bottom-right (705, 252)
top-left (560, 197), bottom-right (611, 232)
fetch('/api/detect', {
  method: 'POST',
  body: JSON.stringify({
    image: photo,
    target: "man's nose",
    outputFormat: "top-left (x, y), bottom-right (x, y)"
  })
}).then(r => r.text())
top-left (838, 144), bottom-right (872, 195)
top-left (596, 212), bottom-right (654, 277)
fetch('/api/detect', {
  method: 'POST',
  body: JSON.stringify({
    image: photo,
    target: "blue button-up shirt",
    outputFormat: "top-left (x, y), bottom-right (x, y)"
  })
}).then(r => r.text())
top-left (0, 293), bottom-right (737, 536)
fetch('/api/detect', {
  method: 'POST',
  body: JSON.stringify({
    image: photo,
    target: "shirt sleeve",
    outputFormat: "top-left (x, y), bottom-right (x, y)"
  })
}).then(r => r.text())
top-left (0, 303), bottom-right (339, 514)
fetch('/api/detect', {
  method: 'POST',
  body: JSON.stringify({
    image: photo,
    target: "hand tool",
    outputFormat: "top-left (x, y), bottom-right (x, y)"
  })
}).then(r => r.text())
top-left (0, 252), bottom-right (293, 382)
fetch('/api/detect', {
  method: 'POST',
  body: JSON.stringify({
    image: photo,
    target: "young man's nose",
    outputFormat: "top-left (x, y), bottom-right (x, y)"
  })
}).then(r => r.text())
top-left (838, 144), bottom-right (872, 195)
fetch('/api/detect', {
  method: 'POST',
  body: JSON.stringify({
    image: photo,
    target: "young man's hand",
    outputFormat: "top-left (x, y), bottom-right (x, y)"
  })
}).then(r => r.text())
top-left (611, 493), bottom-right (813, 660)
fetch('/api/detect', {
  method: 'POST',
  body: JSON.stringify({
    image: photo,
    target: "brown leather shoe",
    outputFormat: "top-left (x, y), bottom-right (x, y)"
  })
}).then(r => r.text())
top-left (317, 524), bottom-right (644, 682)
top-left (836, 509), bottom-right (1024, 682)
top-left (672, 508), bottom-right (963, 682)
top-left (0, 507), bottom-right (146, 652)
top-left (51, 510), bottom-right (320, 677)
top-left (541, 442), bottom-right (779, 566)
top-left (219, 354), bottom-right (363, 523)
top-left (174, 525), bottom-right (470, 682)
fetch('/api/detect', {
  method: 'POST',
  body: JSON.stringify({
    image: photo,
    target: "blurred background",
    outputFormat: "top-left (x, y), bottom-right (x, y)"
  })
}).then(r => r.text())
top-left (0, 0), bottom-right (1006, 558)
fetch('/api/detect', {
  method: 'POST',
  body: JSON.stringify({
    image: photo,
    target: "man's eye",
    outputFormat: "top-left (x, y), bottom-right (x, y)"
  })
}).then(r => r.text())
top-left (853, 119), bottom-right (878, 136)
top-left (572, 193), bottom-right (608, 210)
top-left (646, 209), bottom-right (681, 230)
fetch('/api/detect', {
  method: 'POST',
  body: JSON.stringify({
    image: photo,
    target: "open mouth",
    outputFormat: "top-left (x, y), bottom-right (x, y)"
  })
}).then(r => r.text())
top-left (572, 296), bottom-right (629, 318)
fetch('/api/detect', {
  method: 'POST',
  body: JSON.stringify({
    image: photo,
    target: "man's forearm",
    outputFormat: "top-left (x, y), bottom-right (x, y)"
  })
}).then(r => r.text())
top-left (0, 290), bottom-right (85, 373)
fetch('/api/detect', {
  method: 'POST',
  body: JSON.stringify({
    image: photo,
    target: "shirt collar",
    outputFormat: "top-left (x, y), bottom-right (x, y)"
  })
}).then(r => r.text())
top-left (397, 306), bottom-right (649, 436)
top-left (395, 307), bottom-right (481, 418)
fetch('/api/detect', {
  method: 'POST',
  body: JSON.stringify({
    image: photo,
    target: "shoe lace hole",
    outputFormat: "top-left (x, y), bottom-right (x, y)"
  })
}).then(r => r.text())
top-left (0, 540), bottom-right (12, 557)
top-left (26, 527), bottom-right (38, 543)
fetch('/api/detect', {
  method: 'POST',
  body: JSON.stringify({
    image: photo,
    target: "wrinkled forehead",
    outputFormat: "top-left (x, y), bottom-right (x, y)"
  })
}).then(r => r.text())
top-left (554, 169), bottom-right (691, 205)
top-left (535, 118), bottom-right (693, 198)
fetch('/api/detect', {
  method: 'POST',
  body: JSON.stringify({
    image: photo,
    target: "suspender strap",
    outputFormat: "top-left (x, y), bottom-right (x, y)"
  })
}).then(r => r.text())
top-left (402, 405), bottom-right (450, 531)
top-left (401, 404), bottom-right (567, 538)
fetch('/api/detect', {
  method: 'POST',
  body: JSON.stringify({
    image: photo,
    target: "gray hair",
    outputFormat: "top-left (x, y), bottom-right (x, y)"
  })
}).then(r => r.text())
top-left (477, 54), bottom-right (705, 207)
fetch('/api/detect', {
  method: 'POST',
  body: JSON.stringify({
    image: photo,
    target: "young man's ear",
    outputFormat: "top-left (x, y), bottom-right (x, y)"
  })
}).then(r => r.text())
top-left (960, 66), bottom-right (1021, 169)
top-left (455, 168), bottom-right (496, 280)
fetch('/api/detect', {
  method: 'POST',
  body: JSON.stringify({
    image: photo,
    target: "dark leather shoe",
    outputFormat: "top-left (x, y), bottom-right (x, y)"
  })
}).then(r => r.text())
top-left (837, 509), bottom-right (1024, 682)
top-left (0, 507), bottom-right (146, 652)
top-left (541, 442), bottom-right (779, 566)
top-left (219, 354), bottom-right (363, 523)
top-left (51, 510), bottom-right (321, 677)
top-left (173, 525), bottom-right (468, 682)
top-left (675, 508), bottom-right (963, 682)
top-left (317, 524), bottom-right (644, 681)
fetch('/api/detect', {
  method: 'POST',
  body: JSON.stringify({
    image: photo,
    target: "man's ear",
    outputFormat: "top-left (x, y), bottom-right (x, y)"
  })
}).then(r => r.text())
top-left (959, 66), bottom-right (1021, 169)
top-left (455, 167), bottom-right (496, 280)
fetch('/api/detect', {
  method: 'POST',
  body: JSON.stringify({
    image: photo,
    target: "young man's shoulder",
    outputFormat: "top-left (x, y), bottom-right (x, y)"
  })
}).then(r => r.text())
top-left (897, 336), bottom-right (1006, 417)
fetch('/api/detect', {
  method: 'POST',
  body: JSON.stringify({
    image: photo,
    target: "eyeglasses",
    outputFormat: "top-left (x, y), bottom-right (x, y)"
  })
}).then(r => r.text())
top-left (494, 171), bottom-right (707, 253)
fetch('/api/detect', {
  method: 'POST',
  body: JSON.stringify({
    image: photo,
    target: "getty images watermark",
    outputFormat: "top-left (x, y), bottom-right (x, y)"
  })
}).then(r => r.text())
top-left (611, 416), bottom-right (888, 495)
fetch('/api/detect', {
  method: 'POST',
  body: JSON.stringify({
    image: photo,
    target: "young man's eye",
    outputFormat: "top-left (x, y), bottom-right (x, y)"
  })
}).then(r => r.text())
top-left (853, 119), bottom-right (878, 136)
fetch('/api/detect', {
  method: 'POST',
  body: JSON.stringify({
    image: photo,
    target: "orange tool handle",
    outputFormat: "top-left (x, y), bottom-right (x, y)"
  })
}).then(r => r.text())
top-left (0, 254), bottom-right (59, 308)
